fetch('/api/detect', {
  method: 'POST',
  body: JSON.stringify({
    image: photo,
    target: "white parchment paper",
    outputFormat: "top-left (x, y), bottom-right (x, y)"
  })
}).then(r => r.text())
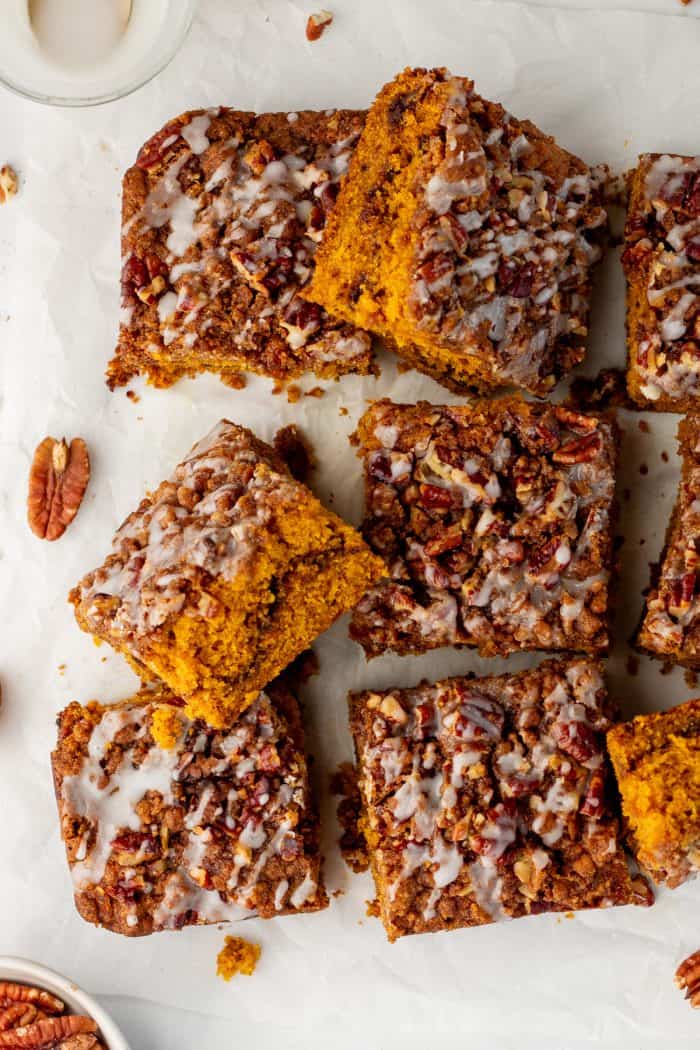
top-left (2, 1), bottom-right (700, 1047)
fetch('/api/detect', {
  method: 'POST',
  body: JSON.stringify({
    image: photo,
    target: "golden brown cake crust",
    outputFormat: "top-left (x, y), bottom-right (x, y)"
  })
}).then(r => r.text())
top-left (350, 397), bottom-right (617, 659)
top-left (623, 153), bottom-right (700, 411)
top-left (350, 658), bottom-right (650, 942)
top-left (607, 699), bottom-right (700, 887)
top-left (305, 68), bottom-right (608, 397)
top-left (69, 420), bottom-right (385, 727)
top-left (52, 681), bottom-right (327, 936)
top-left (637, 413), bottom-right (700, 666)
top-left (110, 107), bottom-right (373, 390)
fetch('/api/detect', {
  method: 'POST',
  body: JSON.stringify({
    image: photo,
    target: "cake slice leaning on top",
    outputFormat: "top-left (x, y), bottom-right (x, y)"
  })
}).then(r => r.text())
top-left (52, 679), bottom-right (328, 935)
top-left (304, 67), bottom-right (608, 397)
top-left (69, 420), bottom-right (385, 728)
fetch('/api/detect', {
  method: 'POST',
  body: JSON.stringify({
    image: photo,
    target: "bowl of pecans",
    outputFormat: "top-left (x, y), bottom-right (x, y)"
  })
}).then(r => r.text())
top-left (0, 957), bottom-right (130, 1049)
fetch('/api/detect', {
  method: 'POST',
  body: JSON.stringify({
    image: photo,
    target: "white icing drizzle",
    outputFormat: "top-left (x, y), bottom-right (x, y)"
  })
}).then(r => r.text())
top-left (120, 112), bottom-right (369, 367)
top-left (181, 114), bottom-right (212, 155)
top-left (58, 691), bottom-right (319, 932)
top-left (75, 420), bottom-right (315, 642)
top-left (357, 659), bottom-right (623, 930)
top-left (357, 402), bottom-right (614, 654)
top-left (63, 708), bottom-right (183, 887)
top-left (411, 73), bottom-right (607, 391)
top-left (290, 872), bottom-right (317, 909)
top-left (631, 154), bottom-right (700, 403)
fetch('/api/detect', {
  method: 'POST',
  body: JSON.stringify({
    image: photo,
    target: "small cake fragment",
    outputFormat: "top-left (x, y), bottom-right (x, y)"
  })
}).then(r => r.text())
top-left (305, 68), bottom-right (608, 396)
top-left (350, 658), bottom-right (650, 941)
top-left (350, 397), bottom-right (617, 659)
top-left (110, 106), bottom-right (372, 390)
top-left (216, 936), bottom-right (261, 980)
top-left (69, 419), bottom-right (384, 727)
top-left (623, 153), bottom-right (700, 411)
top-left (51, 681), bottom-right (328, 936)
top-left (607, 699), bottom-right (700, 887)
top-left (637, 414), bottom-right (700, 666)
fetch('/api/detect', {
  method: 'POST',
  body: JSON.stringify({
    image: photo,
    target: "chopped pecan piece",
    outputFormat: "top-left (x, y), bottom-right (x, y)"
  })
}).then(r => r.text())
top-left (306, 10), bottom-right (333, 40)
top-left (135, 119), bottom-right (186, 170)
top-left (0, 165), bottom-right (18, 205)
top-left (551, 432), bottom-right (602, 465)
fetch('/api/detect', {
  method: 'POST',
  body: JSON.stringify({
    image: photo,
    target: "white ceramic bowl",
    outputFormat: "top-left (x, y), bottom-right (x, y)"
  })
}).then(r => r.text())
top-left (0, 0), bottom-right (197, 107)
top-left (0, 956), bottom-right (131, 1049)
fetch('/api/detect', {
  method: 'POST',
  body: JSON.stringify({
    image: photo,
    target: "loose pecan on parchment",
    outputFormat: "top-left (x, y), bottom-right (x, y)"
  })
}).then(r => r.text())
top-left (27, 437), bottom-right (90, 541)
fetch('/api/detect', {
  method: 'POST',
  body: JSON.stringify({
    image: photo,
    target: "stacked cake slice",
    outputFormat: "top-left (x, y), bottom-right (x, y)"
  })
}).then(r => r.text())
top-left (112, 69), bottom-right (609, 399)
top-left (305, 67), bottom-right (608, 397)
top-left (55, 421), bottom-right (384, 935)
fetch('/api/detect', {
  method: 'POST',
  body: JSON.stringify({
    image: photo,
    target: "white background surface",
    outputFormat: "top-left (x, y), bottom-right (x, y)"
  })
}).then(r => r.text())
top-left (2, 0), bottom-right (700, 1047)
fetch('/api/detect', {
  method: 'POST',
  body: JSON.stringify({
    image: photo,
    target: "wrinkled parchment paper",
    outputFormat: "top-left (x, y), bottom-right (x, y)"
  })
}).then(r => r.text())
top-left (2, 1), bottom-right (700, 1047)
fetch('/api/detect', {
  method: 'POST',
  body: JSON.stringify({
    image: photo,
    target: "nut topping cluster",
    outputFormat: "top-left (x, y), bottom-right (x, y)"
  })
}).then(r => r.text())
top-left (52, 683), bottom-right (325, 936)
top-left (70, 421), bottom-right (305, 644)
top-left (111, 107), bottom-right (371, 388)
top-left (351, 398), bottom-right (616, 659)
top-left (411, 77), bottom-right (608, 393)
top-left (638, 415), bottom-right (700, 662)
top-left (624, 153), bottom-right (700, 406)
top-left (350, 659), bottom-right (650, 940)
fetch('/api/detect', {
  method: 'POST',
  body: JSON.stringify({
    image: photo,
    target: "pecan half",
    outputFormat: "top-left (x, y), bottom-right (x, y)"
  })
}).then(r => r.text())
top-left (27, 437), bottom-right (90, 541)
top-left (0, 984), bottom-right (62, 1016)
top-left (0, 1007), bottom-right (41, 1033)
top-left (676, 949), bottom-right (700, 1007)
top-left (306, 10), bottom-right (333, 40)
top-left (0, 1015), bottom-right (96, 1047)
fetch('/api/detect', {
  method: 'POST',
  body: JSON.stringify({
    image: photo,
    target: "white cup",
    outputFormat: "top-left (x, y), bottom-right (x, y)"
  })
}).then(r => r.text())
top-left (0, 0), bottom-right (197, 106)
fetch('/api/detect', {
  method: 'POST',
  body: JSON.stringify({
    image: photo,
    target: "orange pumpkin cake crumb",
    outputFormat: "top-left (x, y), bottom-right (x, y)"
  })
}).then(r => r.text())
top-left (217, 936), bottom-right (261, 980)
top-left (607, 699), bottom-right (700, 887)
top-left (150, 704), bottom-right (184, 749)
